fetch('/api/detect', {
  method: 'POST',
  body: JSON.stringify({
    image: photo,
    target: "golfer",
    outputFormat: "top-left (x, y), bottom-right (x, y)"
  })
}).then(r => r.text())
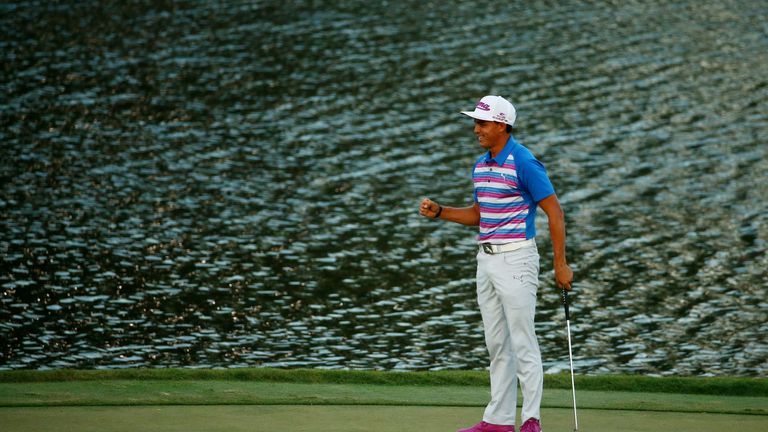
top-left (419, 95), bottom-right (573, 432)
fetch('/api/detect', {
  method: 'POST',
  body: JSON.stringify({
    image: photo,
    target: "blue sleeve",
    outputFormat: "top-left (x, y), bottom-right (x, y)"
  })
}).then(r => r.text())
top-left (517, 152), bottom-right (555, 202)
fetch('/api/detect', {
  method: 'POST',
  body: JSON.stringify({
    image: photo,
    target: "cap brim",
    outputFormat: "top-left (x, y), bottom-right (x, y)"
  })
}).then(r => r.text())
top-left (461, 110), bottom-right (494, 121)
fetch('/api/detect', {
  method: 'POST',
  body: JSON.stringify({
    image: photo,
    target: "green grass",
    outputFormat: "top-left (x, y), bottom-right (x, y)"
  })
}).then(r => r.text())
top-left (1, 380), bottom-right (766, 415)
top-left (0, 369), bottom-right (766, 432)
top-left (1, 368), bottom-right (765, 397)
top-left (0, 369), bottom-right (766, 416)
top-left (2, 406), bottom-right (767, 432)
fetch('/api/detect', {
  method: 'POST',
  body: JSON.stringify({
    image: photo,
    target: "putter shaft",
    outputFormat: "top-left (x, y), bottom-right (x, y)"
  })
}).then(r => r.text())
top-left (566, 318), bottom-right (578, 431)
top-left (562, 290), bottom-right (579, 432)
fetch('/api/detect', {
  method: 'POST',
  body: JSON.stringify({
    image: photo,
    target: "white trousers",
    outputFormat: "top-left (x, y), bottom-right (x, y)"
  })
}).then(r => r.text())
top-left (476, 242), bottom-right (543, 426)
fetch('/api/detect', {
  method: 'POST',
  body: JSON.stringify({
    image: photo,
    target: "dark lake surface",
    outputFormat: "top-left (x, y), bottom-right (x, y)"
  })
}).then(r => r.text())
top-left (1, 0), bottom-right (766, 376)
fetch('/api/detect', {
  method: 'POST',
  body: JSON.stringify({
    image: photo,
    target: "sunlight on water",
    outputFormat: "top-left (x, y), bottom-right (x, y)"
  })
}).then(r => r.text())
top-left (1, 0), bottom-right (766, 376)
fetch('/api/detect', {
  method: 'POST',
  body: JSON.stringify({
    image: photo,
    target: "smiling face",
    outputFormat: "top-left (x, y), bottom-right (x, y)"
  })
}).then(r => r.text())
top-left (473, 119), bottom-right (509, 155)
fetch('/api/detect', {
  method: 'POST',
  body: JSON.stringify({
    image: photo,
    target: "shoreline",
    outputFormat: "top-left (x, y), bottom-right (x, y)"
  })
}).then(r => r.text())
top-left (1, 368), bottom-right (765, 397)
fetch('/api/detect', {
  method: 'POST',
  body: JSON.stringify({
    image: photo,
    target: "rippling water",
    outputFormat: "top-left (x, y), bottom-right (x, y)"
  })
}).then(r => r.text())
top-left (1, 0), bottom-right (767, 376)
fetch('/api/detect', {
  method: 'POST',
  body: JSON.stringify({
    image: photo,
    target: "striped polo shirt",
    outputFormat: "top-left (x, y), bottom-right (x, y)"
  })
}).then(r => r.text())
top-left (473, 136), bottom-right (555, 244)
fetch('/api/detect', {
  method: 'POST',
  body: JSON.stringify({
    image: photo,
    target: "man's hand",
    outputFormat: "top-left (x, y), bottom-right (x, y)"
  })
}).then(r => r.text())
top-left (555, 262), bottom-right (574, 291)
top-left (419, 197), bottom-right (441, 219)
top-left (419, 199), bottom-right (480, 226)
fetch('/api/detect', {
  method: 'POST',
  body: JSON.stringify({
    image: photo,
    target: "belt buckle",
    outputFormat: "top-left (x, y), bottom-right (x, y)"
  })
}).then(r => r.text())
top-left (481, 243), bottom-right (494, 254)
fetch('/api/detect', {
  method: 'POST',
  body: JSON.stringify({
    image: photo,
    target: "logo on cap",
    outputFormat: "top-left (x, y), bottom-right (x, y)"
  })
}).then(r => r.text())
top-left (476, 101), bottom-right (491, 111)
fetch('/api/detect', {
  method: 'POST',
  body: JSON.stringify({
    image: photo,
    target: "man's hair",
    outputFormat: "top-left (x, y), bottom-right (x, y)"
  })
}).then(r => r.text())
top-left (506, 124), bottom-right (513, 133)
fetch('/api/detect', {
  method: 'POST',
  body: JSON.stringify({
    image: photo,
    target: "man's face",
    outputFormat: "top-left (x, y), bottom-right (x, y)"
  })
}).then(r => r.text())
top-left (473, 119), bottom-right (506, 149)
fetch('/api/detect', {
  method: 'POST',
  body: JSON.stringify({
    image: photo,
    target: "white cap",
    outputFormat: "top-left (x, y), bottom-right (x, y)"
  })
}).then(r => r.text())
top-left (461, 95), bottom-right (516, 126)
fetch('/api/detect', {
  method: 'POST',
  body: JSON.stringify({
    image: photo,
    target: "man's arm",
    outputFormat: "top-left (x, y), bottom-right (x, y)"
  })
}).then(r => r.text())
top-left (419, 198), bottom-right (480, 226)
top-left (538, 194), bottom-right (574, 290)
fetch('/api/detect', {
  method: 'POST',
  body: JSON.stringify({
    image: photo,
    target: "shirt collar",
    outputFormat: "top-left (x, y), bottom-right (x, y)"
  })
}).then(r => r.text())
top-left (484, 135), bottom-right (518, 165)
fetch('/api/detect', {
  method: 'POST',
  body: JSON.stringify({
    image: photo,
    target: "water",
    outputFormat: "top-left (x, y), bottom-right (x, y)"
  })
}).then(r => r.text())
top-left (1, 0), bottom-right (766, 376)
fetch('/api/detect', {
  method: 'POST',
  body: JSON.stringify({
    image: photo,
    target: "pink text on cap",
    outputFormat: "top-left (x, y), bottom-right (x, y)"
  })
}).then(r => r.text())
top-left (476, 101), bottom-right (491, 111)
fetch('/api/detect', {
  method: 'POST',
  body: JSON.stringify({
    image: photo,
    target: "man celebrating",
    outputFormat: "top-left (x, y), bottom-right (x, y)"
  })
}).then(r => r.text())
top-left (419, 95), bottom-right (573, 432)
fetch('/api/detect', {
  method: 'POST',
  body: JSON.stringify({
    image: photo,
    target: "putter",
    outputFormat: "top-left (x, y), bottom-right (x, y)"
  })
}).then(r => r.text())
top-left (562, 289), bottom-right (579, 432)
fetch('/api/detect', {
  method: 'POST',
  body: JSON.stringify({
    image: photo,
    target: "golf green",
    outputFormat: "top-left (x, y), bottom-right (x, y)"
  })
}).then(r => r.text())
top-left (0, 369), bottom-right (765, 431)
top-left (1, 405), bottom-right (767, 432)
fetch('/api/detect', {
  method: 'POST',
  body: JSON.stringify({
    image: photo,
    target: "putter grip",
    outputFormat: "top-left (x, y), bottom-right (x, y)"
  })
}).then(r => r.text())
top-left (561, 289), bottom-right (570, 320)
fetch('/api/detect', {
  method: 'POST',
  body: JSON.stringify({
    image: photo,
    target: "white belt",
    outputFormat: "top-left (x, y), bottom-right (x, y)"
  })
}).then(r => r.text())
top-left (479, 238), bottom-right (535, 255)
